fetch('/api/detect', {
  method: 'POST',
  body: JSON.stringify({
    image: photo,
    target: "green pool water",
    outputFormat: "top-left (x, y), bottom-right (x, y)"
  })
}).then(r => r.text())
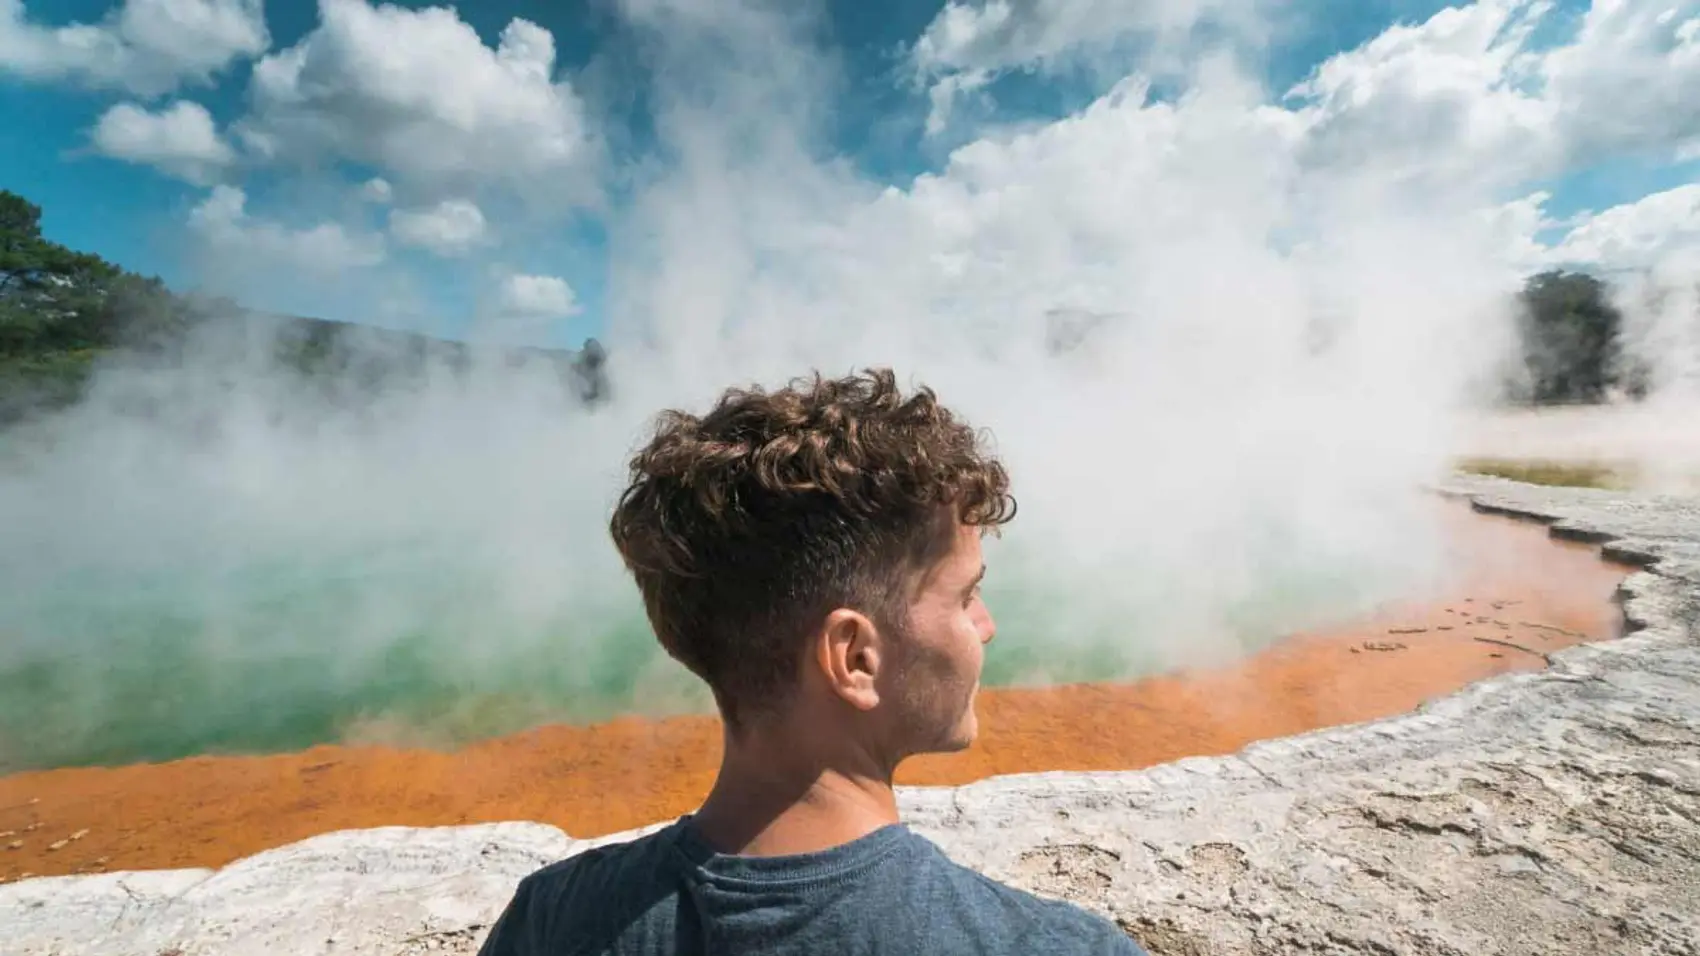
top-left (0, 522), bottom-right (1406, 774)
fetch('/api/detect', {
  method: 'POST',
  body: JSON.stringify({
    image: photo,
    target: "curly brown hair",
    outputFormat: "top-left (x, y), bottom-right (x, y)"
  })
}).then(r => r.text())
top-left (608, 368), bottom-right (1016, 727)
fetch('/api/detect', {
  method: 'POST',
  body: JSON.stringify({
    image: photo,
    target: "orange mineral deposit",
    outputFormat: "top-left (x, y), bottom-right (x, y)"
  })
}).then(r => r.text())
top-left (0, 506), bottom-right (1631, 882)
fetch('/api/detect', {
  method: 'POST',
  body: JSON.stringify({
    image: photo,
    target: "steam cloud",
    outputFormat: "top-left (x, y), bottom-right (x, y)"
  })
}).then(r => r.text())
top-left (1, 0), bottom-right (1692, 770)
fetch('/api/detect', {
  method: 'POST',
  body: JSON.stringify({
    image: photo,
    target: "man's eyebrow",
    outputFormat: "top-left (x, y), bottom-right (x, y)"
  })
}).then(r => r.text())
top-left (965, 565), bottom-right (986, 592)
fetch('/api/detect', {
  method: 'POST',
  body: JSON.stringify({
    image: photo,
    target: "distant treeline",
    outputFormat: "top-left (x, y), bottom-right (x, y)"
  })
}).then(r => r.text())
top-left (0, 189), bottom-right (607, 427)
top-left (0, 188), bottom-right (1657, 425)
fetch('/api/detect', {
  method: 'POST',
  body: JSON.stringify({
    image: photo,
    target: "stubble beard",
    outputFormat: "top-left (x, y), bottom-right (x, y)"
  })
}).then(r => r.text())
top-left (889, 640), bottom-right (979, 759)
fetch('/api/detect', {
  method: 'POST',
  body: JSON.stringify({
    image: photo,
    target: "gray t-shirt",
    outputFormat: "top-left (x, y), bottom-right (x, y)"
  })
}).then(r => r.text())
top-left (477, 817), bottom-right (1147, 955)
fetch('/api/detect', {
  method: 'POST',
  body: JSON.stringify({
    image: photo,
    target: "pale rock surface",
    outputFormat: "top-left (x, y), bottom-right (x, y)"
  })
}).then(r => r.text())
top-left (4, 475), bottom-right (1698, 956)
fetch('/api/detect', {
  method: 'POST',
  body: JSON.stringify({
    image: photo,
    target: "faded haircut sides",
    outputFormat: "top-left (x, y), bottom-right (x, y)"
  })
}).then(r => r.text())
top-left (608, 368), bottom-right (1015, 728)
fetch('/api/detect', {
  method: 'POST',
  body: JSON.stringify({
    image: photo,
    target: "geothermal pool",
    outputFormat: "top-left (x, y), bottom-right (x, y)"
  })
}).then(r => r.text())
top-left (0, 499), bottom-right (1439, 774)
top-left (0, 504), bottom-right (1629, 883)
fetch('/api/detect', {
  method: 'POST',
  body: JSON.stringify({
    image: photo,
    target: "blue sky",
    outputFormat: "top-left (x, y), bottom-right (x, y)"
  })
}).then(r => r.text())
top-left (3, 0), bottom-right (1698, 347)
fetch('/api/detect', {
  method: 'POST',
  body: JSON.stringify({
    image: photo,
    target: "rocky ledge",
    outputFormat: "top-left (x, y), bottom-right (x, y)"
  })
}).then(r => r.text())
top-left (5, 475), bottom-right (1699, 956)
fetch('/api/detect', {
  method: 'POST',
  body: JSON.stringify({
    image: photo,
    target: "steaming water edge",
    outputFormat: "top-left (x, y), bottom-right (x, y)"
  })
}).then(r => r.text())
top-left (0, 335), bottom-right (1464, 773)
top-left (0, 486), bottom-right (1431, 772)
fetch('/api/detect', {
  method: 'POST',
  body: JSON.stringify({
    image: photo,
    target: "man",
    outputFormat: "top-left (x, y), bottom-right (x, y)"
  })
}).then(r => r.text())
top-left (479, 368), bottom-right (1147, 955)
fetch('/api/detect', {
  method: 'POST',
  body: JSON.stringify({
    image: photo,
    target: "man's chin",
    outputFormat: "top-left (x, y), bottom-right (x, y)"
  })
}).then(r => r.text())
top-left (906, 697), bottom-right (981, 756)
top-left (910, 721), bottom-right (977, 757)
top-left (941, 712), bottom-right (979, 753)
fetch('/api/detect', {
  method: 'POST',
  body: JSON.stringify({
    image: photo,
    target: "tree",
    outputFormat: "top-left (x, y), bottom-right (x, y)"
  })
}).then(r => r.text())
top-left (0, 190), bottom-right (129, 354)
top-left (1512, 270), bottom-right (1635, 405)
top-left (0, 188), bottom-right (612, 427)
top-left (0, 189), bottom-right (189, 422)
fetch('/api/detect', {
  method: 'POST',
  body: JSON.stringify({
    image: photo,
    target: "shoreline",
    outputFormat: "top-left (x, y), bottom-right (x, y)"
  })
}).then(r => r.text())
top-left (0, 504), bottom-right (1630, 882)
top-left (6, 474), bottom-right (1698, 955)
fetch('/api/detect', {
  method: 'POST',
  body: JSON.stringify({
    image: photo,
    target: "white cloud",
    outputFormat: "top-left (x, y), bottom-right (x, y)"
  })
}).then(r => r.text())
top-left (496, 273), bottom-right (579, 320)
top-left (906, 0), bottom-right (1696, 169)
top-left (188, 185), bottom-right (385, 273)
top-left (236, 0), bottom-right (595, 199)
top-left (89, 100), bottom-right (234, 185)
top-left (1482, 180), bottom-right (1700, 282)
top-left (1547, 183), bottom-right (1700, 270)
top-left (359, 177), bottom-right (393, 203)
top-left (1286, 0), bottom-right (1557, 190)
top-left (1283, 0), bottom-right (1700, 190)
top-left (909, 0), bottom-right (1261, 135)
top-left (0, 0), bottom-right (267, 97)
top-left (913, 0), bottom-right (1253, 75)
top-left (1542, 0), bottom-right (1700, 162)
top-left (1481, 189), bottom-right (1561, 274)
top-left (923, 68), bottom-right (992, 138)
top-left (388, 198), bottom-right (489, 256)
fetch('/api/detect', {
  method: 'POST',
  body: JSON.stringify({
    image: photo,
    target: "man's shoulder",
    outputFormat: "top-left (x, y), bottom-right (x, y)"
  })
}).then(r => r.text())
top-left (909, 835), bottom-right (1148, 954)
top-left (480, 824), bottom-right (685, 956)
top-left (525, 823), bottom-right (680, 893)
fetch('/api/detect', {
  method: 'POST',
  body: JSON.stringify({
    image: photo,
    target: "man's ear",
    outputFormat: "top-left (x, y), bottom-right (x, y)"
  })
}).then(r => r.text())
top-left (815, 608), bottom-right (883, 711)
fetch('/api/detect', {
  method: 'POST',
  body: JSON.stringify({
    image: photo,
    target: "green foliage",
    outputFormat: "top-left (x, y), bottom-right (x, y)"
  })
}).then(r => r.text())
top-left (1457, 457), bottom-right (1700, 493)
top-left (0, 189), bottom-right (205, 422)
top-left (0, 188), bottom-right (609, 426)
top-left (1509, 270), bottom-right (1649, 405)
top-left (1456, 457), bottom-right (1631, 490)
top-left (0, 192), bottom-right (123, 351)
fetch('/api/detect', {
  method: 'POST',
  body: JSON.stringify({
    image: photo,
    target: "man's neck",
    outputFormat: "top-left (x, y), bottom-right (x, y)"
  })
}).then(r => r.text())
top-left (690, 720), bottom-right (901, 858)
